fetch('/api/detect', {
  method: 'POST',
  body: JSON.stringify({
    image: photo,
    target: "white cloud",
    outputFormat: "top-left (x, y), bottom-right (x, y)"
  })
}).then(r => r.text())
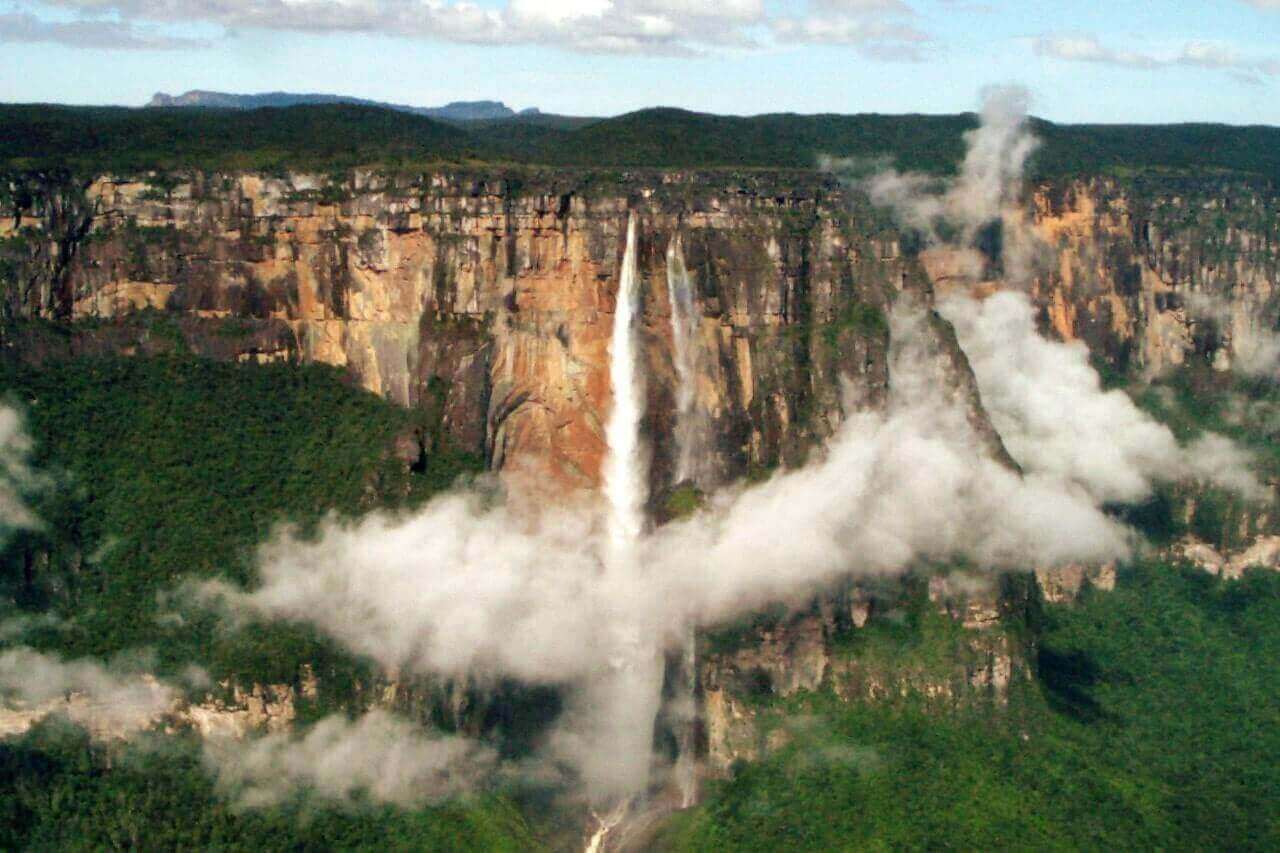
top-left (769, 0), bottom-right (929, 58)
top-left (1035, 34), bottom-right (1280, 83)
top-left (20, 0), bottom-right (762, 54)
top-left (939, 290), bottom-right (1267, 505)
top-left (18, 0), bottom-right (933, 56)
top-left (770, 15), bottom-right (928, 53)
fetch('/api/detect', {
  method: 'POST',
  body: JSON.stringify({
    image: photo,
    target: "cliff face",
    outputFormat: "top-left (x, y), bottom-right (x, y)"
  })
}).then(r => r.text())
top-left (923, 175), bottom-right (1280, 377)
top-left (696, 572), bottom-right (1036, 776)
top-left (9, 171), bottom-right (1274, 490)
top-left (3, 169), bottom-right (911, 495)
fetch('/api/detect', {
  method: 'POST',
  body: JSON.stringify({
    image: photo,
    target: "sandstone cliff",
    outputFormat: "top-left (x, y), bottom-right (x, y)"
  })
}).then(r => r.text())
top-left (3, 169), bottom-right (916, 497)
top-left (921, 175), bottom-right (1280, 378)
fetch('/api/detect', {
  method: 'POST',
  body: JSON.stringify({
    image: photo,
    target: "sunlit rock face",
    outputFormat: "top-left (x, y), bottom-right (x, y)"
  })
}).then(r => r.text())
top-left (3, 169), bottom-right (914, 495)
top-left (922, 175), bottom-right (1280, 378)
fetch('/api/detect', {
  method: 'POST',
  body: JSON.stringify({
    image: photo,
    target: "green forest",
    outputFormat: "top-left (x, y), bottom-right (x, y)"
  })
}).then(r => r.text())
top-left (0, 355), bottom-right (481, 690)
top-left (666, 562), bottom-right (1280, 851)
top-left (3, 102), bottom-right (1280, 180)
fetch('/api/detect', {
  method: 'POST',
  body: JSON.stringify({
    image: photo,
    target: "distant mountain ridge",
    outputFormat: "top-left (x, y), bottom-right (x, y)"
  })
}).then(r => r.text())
top-left (146, 90), bottom-right (537, 122)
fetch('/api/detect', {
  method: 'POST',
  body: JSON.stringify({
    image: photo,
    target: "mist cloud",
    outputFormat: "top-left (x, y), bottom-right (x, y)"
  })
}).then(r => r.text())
top-left (199, 312), bottom-right (1142, 639)
top-left (858, 85), bottom-right (1040, 248)
top-left (196, 294), bottom-right (1138, 797)
top-left (0, 405), bottom-right (43, 543)
top-left (0, 647), bottom-right (176, 734)
top-left (205, 710), bottom-right (497, 809)
top-left (940, 290), bottom-right (1266, 504)
top-left (1186, 293), bottom-right (1280, 379)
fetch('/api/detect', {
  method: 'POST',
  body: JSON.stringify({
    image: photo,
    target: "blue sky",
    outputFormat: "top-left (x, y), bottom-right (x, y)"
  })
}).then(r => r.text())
top-left (1, 0), bottom-right (1278, 124)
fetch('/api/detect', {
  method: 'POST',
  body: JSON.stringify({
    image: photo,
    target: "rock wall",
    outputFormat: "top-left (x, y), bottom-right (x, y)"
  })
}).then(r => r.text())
top-left (1032, 176), bottom-right (1280, 378)
top-left (696, 572), bottom-right (1035, 775)
top-left (2, 169), bottom-right (916, 495)
top-left (924, 175), bottom-right (1280, 377)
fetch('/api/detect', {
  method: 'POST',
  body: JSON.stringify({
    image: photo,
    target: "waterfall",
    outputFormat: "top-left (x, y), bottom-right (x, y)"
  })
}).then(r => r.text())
top-left (665, 233), bottom-right (704, 484)
top-left (604, 213), bottom-right (647, 570)
top-left (672, 628), bottom-right (699, 808)
top-left (666, 233), bottom-right (703, 809)
top-left (580, 212), bottom-right (662, 830)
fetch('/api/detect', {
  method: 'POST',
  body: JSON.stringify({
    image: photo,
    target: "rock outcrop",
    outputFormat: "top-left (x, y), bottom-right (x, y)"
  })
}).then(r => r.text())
top-left (0, 677), bottom-right (302, 741)
top-left (696, 573), bottom-right (1032, 774)
top-left (1173, 534), bottom-right (1280, 579)
top-left (925, 175), bottom-right (1280, 378)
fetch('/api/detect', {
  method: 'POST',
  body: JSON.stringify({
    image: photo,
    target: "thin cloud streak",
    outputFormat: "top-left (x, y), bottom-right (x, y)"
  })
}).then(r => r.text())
top-left (1035, 34), bottom-right (1280, 84)
top-left (0, 11), bottom-right (209, 50)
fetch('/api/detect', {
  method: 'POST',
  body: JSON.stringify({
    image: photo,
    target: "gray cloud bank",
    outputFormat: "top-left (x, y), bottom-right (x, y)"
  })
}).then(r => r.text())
top-left (0, 10), bottom-right (208, 50)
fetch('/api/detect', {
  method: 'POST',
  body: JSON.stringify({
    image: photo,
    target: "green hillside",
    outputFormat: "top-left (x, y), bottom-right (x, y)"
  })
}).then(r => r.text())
top-left (3, 102), bottom-right (1279, 181)
top-left (663, 562), bottom-right (1280, 851)
top-left (0, 355), bottom-right (480, 687)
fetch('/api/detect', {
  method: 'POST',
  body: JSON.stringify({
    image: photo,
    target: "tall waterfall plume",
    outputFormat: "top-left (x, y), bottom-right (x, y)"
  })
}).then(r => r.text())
top-left (604, 213), bottom-right (648, 570)
top-left (578, 212), bottom-right (662, 816)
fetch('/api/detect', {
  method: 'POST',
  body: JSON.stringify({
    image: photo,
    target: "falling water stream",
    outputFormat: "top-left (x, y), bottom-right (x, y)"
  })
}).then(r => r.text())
top-left (666, 233), bottom-right (703, 484)
top-left (666, 233), bottom-right (703, 809)
top-left (586, 213), bottom-right (659, 851)
top-left (604, 214), bottom-right (647, 569)
top-left (586, 220), bottom-right (707, 850)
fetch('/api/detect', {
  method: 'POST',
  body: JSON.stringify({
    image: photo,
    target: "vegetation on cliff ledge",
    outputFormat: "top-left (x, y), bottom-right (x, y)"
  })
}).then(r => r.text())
top-left (0, 355), bottom-right (481, 690)
top-left (664, 561), bottom-right (1280, 851)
